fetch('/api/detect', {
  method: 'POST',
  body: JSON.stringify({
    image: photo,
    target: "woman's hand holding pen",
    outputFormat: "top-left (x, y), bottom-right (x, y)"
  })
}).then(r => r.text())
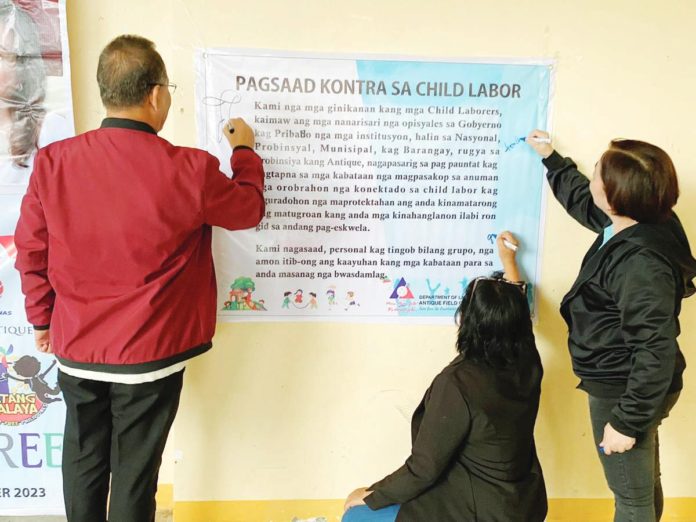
top-left (526, 130), bottom-right (554, 158)
top-left (600, 423), bottom-right (636, 455)
top-left (497, 231), bottom-right (522, 282)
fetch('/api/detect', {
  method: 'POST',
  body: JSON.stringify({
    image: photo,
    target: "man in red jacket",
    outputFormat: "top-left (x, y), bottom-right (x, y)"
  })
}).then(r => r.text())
top-left (14, 34), bottom-right (265, 522)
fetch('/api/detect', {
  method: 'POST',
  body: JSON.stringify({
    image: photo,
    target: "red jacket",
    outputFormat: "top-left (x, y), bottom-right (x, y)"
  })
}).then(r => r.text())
top-left (15, 118), bottom-right (265, 373)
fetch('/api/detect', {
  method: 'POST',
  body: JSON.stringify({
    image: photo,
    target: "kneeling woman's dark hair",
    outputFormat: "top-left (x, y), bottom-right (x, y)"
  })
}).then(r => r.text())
top-left (456, 277), bottom-right (535, 368)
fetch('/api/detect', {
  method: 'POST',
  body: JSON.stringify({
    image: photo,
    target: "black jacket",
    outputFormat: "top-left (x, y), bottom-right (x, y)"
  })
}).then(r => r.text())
top-left (544, 151), bottom-right (696, 437)
top-left (364, 352), bottom-right (547, 522)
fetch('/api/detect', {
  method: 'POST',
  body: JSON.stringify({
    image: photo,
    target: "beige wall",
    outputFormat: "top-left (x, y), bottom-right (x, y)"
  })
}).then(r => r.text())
top-left (66, 0), bottom-right (696, 505)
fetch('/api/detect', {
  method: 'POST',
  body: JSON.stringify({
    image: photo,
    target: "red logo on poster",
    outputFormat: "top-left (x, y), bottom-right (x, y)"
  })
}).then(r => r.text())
top-left (0, 236), bottom-right (17, 261)
top-left (0, 236), bottom-right (16, 302)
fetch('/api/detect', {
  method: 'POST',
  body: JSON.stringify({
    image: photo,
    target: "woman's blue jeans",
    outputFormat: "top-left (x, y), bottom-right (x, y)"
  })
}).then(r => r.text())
top-left (342, 504), bottom-right (400, 522)
top-left (589, 392), bottom-right (679, 522)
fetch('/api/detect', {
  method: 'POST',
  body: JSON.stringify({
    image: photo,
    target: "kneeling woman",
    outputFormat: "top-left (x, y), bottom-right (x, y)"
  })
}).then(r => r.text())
top-left (343, 233), bottom-right (547, 522)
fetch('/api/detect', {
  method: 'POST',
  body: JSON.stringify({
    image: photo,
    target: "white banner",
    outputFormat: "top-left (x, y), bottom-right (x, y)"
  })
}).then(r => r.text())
top-left (0, 0), bottom-right (74, 515)
top-left (196, 50), bottom-right (553, 323)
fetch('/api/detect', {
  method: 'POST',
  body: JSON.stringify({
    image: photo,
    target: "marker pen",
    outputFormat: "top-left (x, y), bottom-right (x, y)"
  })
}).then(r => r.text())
top-left (503, 239), bottom-right (518, 252)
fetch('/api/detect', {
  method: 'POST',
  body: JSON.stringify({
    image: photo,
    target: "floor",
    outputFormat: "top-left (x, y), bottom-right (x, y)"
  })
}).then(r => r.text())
top-left (0, 509), bottom-right (172, 522)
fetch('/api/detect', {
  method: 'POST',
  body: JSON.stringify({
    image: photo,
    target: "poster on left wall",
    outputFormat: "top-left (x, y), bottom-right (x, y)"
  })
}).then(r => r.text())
top-left (0, 0), bottom-right (74, 516)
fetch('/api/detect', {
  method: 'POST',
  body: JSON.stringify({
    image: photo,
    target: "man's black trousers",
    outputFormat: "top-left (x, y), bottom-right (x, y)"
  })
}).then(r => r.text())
top-left (58, 369), bottom-right (184, 522)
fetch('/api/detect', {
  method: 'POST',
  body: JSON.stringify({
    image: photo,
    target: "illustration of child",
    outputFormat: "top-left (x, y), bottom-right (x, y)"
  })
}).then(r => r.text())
top-left (326, 288), bottom-right (336, 307)
top-left (8, 356), bottom-right (61, 404)
top-left (345, 291), bottom-right (360, 311)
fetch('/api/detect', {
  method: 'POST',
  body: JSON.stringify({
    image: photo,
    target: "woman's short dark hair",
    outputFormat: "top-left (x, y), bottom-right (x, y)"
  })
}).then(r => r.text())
top-left (600, 139), bottom-right (679, 223)
top-left (97, 35), bottom-right (167, 108)
top-left (455, 278), bottom-right (535, 368)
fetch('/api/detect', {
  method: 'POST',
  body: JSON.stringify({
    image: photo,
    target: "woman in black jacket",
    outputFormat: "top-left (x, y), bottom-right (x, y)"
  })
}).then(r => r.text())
top-left (527, 130), bottom-right (696, 522)
top-left (342, 233), bottom-right (547, 522)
